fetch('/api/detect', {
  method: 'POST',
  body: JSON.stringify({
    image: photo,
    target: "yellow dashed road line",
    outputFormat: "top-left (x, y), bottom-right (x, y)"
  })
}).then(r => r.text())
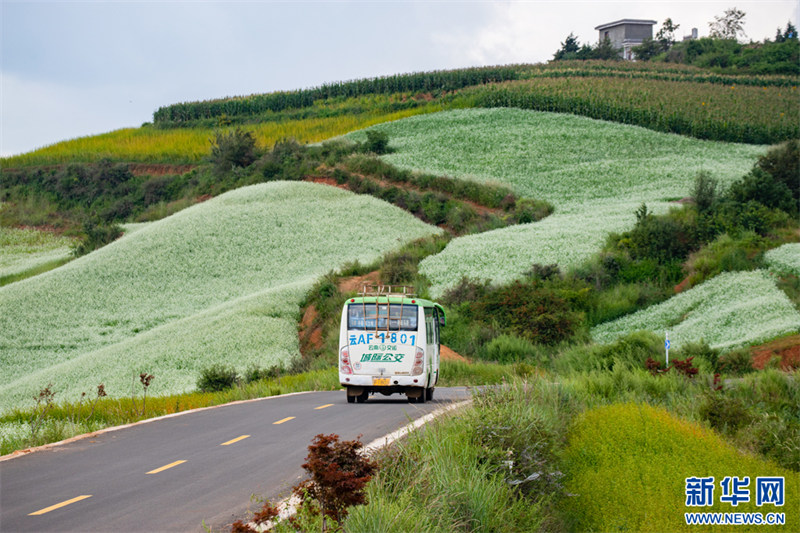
top-left (146, 460), bottom-right (186, 474)
top-left (29, 495), bottom-right (92, 516)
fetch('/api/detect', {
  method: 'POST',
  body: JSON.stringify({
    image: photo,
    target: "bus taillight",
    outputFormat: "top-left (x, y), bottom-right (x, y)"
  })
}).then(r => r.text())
top-left (411, 347), bottom-right (424, 376)
top-left (340, 346), bottom-right (353, 375)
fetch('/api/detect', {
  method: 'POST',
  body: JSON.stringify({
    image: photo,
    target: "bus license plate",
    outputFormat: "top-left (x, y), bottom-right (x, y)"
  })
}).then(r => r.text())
top-left (373, 377), bottom-right (390, 386)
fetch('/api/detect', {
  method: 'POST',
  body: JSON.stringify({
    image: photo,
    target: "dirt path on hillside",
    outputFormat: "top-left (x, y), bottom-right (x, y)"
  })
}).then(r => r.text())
top-left (307, 173), bottom-right (503, 218)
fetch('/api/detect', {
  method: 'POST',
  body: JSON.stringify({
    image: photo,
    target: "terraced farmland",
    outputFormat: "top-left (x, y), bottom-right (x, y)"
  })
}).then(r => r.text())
top-left (345, 108), bottom-right (765, 297)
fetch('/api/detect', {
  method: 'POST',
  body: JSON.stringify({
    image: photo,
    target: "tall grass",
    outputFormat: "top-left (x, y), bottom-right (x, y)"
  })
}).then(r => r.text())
top-left (346, 381), bottom-right (559, 532)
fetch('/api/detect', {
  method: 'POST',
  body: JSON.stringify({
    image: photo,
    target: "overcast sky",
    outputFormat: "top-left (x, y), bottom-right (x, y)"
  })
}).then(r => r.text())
top-left (1, 0), bottom-right (797, 158)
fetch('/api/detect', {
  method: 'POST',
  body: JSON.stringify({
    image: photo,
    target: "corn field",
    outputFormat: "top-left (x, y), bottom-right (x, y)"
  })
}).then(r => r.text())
top-left (466, 77), bottom-right (798, 144)
top-left (152, 66), bottom-right (521, 124)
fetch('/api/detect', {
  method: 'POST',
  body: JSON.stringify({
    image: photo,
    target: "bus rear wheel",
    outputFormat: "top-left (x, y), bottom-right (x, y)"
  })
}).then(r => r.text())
top-left (356, 390), bottom-right (369, 403)
top-left (407, 390), bottom-right (426, 404)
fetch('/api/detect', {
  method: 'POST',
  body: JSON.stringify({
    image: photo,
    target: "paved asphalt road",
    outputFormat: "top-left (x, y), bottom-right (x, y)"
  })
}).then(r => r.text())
top-left (0, 387), bottom-right (472, 532)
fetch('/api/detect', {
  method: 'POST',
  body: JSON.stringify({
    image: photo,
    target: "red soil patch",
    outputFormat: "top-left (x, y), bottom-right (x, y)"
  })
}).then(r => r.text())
top-left (441, 345), bottom-right (470, 363)
top-left (299, 305), bottom-right (323, 355)
top-left (299, 271), bottom-right (383, 354)
top-left (308, 176), bottom-right (343, 189)
top-left (674, 275), bottom-right (692, 294)
top-left (129, 164), bottom-right (194, 176)
top-left (751, 334), bottom-right (800, 370)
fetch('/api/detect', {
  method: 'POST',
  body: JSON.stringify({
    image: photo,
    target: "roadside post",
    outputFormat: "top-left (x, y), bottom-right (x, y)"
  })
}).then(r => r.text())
top-left (665, 331), bottom-right (670, 366)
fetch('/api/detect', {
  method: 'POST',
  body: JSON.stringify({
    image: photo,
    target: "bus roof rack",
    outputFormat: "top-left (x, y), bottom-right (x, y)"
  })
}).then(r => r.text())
top-left (359, 284), bottom-right (416, 298)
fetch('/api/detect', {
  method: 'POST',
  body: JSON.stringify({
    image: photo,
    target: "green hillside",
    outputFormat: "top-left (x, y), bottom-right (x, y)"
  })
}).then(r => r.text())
top-left (1, 57), bottom-right (798, 528)
top-left (0, 182), bottom-right (440, 409)
top-left (1, 61), bottom-right (797, 168)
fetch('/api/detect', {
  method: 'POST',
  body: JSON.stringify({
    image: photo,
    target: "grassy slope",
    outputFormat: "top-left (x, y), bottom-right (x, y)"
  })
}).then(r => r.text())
top-left (0, 182), bottom-right (440, 411)
top-left (343, 108), bottom-right (764, 296)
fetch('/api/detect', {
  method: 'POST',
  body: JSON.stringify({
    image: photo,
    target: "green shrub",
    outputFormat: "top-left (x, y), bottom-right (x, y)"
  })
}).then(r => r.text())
top-left (208, 128), bottom-right (257, 175)
top-left (698, 392), bottom-right (752, 432)
top-left (444, 203), bottom-right (477, 233)
top-left (484, 334), bottom-right (540, 363)
top-left (588, 282), bottom-right (665, 326)
top-left (363, 129), bottom-right (390, 154)
top-left (555, 331), bottom-right (662, 374)
top-left (347, 381), bottom-right (556, 532)
top-left (629, 204), bottom-right (693, 263)
top-left (676, 340), bottom-right (720, 372)
top-left (684, 231), bottom-right (766, 288)
top-left (692, 171), bottom-right (720, 215)
top-left (243, 364), bottom-right (284, 383)
top-left (756, 139), bottom-right (799, 208)
top-left (511, 198), bottom-right (553, 224)
top-left (71, 220), bottom-right (123, 257)
top-left (717, 347), bottom-right (755, 375)
top-left (744, 414), bottom-right (800, 471)
top-left (379, 251), bottom-right (417, 285)
top-left (472, 280), bottom-right (580, 345)
top-left (728, 167), bottom-right (795, 215)
top-left (197, 364), bottom-right (240, 392)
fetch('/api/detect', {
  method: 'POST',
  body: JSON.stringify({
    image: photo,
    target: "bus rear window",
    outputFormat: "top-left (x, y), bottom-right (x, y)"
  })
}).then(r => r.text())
top-left (348, 304), bottom-right (417, 331)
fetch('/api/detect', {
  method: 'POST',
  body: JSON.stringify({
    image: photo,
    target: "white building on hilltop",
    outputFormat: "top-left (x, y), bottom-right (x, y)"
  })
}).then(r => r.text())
top-left (595, 19), bottom-right (657, 60)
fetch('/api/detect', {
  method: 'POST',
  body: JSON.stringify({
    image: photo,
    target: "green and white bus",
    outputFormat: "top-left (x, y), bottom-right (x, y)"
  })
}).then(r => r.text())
top-left (338, 286), bottom-right (445, 403)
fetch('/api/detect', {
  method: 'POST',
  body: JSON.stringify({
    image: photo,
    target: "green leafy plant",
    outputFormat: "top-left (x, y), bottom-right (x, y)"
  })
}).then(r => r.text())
top-left (197, 364), bottom-right (239, 392)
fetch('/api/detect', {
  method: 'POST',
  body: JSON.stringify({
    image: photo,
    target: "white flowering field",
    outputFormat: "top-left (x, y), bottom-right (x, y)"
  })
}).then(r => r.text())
top-left (348, 108), bottom-right (765, 210)
top-left (0, 182), bottom-right (440, 410)
top-left (346, 109), bottom-right (764, 297)
top-left (591, 271), bottom-right (800, 351)
top-left (0, 226), bottom-right (75, 280)
top-left (765, 243), bottom-right (800, 277)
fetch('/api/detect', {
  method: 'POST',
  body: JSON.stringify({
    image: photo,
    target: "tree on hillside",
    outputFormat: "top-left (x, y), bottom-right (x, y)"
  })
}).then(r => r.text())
top-left (553, 33), bottom-right (581, 60)
top-left (553, 33), bottom-right (620, 61)
top-left (634, 18), bottom-right (681, 61)
top-left (709, 7), bottom-right (747, 41)
top-left (656, 18), bottom-right (681, 47)
top-left (593, 37), bottom-right (619, 60)
top-left (208, 128), bottom-right (257, 176)
top-left (775, 21), bottom-right (797, 42)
